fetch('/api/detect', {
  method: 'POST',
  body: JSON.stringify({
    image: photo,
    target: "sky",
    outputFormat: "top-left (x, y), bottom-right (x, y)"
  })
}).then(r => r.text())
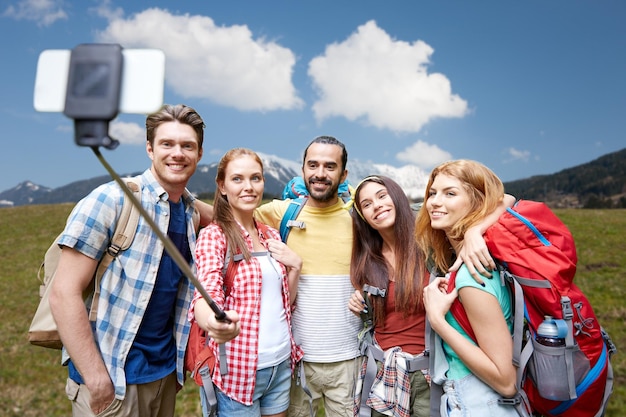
top-left (1, 0), bottom-right (625, 192)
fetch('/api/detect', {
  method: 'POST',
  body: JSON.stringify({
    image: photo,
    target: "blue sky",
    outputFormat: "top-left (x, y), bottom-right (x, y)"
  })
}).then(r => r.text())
top-left (1, 0), bottom-right (625, 192)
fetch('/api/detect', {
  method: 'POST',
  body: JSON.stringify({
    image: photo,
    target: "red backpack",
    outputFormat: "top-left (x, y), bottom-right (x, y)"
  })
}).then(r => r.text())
top-left (448, 200), bottom-right (615, 417)
top-left (184, 248), bottom-right (240, 386)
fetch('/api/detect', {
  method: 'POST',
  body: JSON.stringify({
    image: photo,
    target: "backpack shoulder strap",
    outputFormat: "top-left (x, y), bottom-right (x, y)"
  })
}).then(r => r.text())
top-left (221, 242), bottom-right (243, 298)
top-left (256, 221), bottom-right (271, 238)
top-left (279, 196), bottom-right (307, 242)
top-left (192, 205), bottom-right (201, 233)
top-left (88, 177), bottom-right (142, 321)
top-left (448, 267), bottom-right (530, 400)
top-left (447, 270), bottom-right (477, 342)
top-left (218, 238), bottom-right (244, 376)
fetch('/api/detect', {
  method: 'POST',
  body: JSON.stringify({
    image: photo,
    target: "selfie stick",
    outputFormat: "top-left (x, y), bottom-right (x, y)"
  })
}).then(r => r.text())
top-left (91, 146), bottom-right (231, 323)
top-left (35, 43), bottom-right (229, 323)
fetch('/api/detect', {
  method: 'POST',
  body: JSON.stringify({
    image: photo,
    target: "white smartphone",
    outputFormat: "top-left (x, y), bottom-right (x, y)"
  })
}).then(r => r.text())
top-left (33, 48), bottom-right (165, 115)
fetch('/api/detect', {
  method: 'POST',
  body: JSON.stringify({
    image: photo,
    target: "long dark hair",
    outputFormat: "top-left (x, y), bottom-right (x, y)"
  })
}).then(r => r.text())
top-left (350, 175), bottom-right (426, 325)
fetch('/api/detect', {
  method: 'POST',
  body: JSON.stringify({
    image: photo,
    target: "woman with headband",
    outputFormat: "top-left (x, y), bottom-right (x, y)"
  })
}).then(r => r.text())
top-left (348, 175), bottom-right (514, 417)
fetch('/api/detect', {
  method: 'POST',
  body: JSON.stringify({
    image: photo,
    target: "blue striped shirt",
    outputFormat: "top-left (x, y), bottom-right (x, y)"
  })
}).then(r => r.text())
top-left (58, 169), bottom-right (197, 399)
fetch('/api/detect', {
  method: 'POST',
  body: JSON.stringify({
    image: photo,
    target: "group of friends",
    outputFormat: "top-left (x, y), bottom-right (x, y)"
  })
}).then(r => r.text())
top-left (49, 103), bottom-right (519, 417)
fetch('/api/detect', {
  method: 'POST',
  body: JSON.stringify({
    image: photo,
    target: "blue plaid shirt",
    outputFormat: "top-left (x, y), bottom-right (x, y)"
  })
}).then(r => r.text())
top-left (58, 169), bottom-right (196, 399)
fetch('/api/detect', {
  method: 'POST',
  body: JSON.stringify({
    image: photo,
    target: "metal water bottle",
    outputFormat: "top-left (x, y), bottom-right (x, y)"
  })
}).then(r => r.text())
top-left (533, 315), bottom-right (573, 400)
top-left (536, 316), bottom-right (565, 347)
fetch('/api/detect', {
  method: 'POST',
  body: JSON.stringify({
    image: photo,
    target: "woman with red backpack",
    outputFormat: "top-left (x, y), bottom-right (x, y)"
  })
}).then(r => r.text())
top-left (348, 174), bottom-right (514, 417)
top-left (417, 160), bottom-right (518, 416)
top-left (189, 148), bottom-right (303, 417)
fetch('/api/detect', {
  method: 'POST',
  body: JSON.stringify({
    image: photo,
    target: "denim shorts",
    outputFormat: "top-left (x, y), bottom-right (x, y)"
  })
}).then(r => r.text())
top-left (442, 373), bottom-right (519, 417)
top-left (215, 358), bottom-right (291, 416)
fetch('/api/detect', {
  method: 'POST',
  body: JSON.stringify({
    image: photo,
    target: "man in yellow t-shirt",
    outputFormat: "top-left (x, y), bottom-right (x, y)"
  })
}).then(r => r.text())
top-left (255, 136), bottom-right (362, 417)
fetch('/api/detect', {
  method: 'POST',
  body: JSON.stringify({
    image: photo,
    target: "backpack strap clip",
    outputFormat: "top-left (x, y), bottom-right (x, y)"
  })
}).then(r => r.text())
top-left (561, 296), bottom-right (574, 320)
top-left (279, 196), bottom-right (308, 242)
top-left (498, 396), bottom-right (523, 406)
top-left (363, 284), bottom-right (386, 298)
top-left (106, 244), bottom-right (123, 257)
top-left (602, 327), bottom-right (617, 357)
top-left (286, 220), bottom-right (306, 230)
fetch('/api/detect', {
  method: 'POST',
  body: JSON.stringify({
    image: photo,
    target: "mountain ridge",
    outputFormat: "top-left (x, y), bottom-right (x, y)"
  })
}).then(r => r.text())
top-left (0, 153), bottom-right (428, 207)
top-left (2, 148), bottom-right (624, 208)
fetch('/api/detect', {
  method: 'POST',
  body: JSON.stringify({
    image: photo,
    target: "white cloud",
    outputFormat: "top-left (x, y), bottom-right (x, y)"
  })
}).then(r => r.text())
top-left (396, 140), bottom-right (452, 170)
top-left (95, 8), bottom-right (303, 112)
top-left (110, 121), bottom-right (145, 145)
top-left (308, 20), bottom-right (468, 133)
top-left (504, 147), bottom-right (531, 163)
top-left (2, 0), bottom-right (67, 26)
top-left (90, 0), bottom-right (123, 21)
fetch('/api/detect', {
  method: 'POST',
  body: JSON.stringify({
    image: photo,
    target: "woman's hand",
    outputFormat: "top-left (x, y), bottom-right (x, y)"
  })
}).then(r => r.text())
top-left (450, 226), bottom-right (494, 283)
top-left (204, 309), bottom-right (240, 344)
top-left (450, 193), bottom-right (516, 282)
top-left (347, 290), bottom-right (366, 317)
top-left (267, 238), bottom-right (302, 272)
top-left (267, 238), bottom-right (302, 305)
top-left (423, 277), bottom-right (458, 329)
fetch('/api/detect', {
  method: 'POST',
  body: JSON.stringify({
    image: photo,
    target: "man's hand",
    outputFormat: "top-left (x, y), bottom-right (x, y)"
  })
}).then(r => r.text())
top-left (85, 373), bottom-right (116, 415)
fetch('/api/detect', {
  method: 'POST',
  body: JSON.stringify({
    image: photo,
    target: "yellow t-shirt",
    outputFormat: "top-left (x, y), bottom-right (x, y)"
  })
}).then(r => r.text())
top-left (255, 198), bottom-right (362, 362)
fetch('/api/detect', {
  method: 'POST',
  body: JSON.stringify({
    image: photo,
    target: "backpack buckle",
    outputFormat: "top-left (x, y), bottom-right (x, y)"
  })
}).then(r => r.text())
top-left (602, 327), bottom-right (617, 356)
top-left (107, 244), bottom-right (122, 257)
top-left (561, 296), bottom-right (574, 320)
top-left (286, 220), bottom-right (305, 230)
top-left (363, 284), bottom-right (386, 297)
top-left (497, 396), bottom-right (522, 406)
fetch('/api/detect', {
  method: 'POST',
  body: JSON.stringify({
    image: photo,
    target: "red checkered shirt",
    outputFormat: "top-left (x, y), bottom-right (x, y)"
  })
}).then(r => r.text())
top-left (190, 220), bottom-right (304, 405)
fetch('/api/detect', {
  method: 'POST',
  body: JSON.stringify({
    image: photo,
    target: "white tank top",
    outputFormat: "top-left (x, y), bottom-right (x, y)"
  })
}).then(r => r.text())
top-left (256, 252), bottom-right (291, 368)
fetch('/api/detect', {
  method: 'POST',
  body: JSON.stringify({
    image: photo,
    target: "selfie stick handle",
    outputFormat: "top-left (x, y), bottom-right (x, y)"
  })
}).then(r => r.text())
top-left (91, 146), bottom-right (231, 323)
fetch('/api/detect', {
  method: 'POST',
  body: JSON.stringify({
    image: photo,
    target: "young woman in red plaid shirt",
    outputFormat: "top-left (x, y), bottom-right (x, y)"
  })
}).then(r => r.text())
top-left (190, 148), bottom-right (303, 417)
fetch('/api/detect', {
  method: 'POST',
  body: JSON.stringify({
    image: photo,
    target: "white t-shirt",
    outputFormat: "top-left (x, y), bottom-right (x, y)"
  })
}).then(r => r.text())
top-left (257, 253), bottom-right (291, 368)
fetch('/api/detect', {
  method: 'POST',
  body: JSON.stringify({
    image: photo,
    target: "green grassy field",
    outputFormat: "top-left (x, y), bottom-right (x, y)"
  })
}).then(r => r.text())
top-left (1, 204), bottom-right (623, 416)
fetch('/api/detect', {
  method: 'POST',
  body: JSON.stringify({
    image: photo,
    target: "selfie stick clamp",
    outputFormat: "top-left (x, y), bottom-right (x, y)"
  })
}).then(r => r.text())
top-left (56, 43), bottom-right (229, 322)
top-left (62, 44), bottom-right (123, 150)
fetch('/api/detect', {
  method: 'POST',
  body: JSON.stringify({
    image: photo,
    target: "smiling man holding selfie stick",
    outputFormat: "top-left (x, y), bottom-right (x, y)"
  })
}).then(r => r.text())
top-left (37, 44), bottom-right (219, 417)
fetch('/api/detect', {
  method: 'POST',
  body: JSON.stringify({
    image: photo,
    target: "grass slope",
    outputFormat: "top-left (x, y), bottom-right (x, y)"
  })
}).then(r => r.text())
top-left (0, 205), bottom-right (623, 416)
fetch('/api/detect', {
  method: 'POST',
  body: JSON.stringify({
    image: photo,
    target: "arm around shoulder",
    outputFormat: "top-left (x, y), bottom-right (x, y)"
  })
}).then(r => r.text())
top-left (195, 199), bottom-right (214, 227)
top-left (451, 193), bottom-right (516, 279)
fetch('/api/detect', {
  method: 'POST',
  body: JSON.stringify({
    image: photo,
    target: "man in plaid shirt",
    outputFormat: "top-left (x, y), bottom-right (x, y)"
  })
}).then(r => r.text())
top-left (49, 104), bottom-right (209, 417)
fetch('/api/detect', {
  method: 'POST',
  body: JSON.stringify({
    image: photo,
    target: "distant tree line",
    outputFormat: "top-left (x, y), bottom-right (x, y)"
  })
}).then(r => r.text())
top-left (503, 148), bottom-right (626, 209)
top-left (584, 195), bottom-right (626, 209)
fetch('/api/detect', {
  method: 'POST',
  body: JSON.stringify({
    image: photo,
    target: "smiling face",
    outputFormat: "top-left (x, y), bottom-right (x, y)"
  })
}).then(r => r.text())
top-left (425, 173), bottom-right (472, 236)
top-left (302, 142), bottom-right (348, 208)
top-left (147, 120), bottom-right (202, 202)
top-left (357, 181), bottom-right (396, 232)
top-left (218, 154), bottom-right (264, 222)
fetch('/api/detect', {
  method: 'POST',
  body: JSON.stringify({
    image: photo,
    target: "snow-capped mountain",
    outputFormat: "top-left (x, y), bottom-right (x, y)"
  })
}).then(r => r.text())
top-left (347, 161), bottom-right (428, 200)
top-left (0, 181), bottom-right (52, 207)
top-left (0, 154), bottom-right (427, 207)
